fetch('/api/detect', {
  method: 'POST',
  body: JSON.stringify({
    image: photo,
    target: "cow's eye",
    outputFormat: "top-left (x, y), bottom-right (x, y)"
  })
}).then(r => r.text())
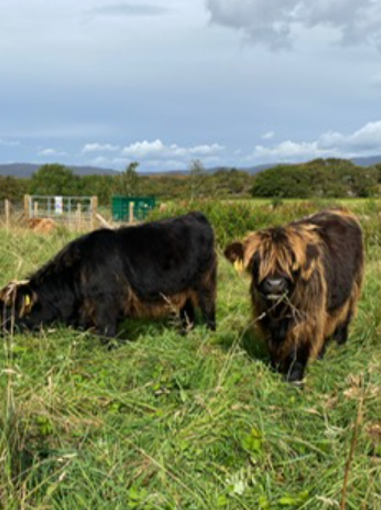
top-left (292, 267), bottom-right (300, 279)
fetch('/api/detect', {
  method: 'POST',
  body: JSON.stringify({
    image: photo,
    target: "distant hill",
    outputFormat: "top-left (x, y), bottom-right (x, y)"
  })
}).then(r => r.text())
top-left (352, 155), bottom-right (381, 166)
top-left (0, 162), bottom-right (281, 178)
top-left (153, 164), bottom-right (274, 176)
top-left (241, 164), bottom-right (277, 175)
top-left (0, 156), bottom-right (380, 179)
top-left (0, 163), bottom-right (119, 179)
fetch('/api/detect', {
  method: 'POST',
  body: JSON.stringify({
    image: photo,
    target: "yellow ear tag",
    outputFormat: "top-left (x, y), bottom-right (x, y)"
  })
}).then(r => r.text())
top-left (233, 259), bottom-right (244, 273)
top-left (24, 294), bottom-right (31, 307)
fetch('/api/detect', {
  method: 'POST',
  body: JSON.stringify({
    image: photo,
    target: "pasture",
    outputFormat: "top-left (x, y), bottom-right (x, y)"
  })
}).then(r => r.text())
top-left (0, 200), bottom-right (381, 509)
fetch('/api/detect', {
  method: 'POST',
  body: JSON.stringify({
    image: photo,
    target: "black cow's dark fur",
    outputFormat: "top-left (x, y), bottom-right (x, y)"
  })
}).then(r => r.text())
top-left (0, 212), bottom-right (217, 340)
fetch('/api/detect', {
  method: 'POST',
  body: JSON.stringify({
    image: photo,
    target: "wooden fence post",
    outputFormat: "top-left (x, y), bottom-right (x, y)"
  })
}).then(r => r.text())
top-left (129, 202), bottom-right (135, 224)
top-left (90, 196), bottom-right (98, 230)
top-left (5, 199), bottom-right (10, 230)
top-left (24, 195), bottom-right (31, 218)
top-left (76, 203), bottom-right (82, 231)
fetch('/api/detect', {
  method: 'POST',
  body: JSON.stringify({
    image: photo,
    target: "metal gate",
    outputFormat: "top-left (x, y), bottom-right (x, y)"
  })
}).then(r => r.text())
top-left (26, 195), bottom-right (98, 229)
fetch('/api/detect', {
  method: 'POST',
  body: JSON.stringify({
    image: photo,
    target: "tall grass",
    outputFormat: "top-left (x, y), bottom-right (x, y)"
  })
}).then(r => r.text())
top-left (1, 201), bottom-right (381, 509)
top-left (149, 198), bottom-right (381, 254)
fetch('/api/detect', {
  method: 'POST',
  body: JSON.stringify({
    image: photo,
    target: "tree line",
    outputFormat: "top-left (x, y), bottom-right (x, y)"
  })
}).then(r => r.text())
top-left (1, 158), bottom-right (381, 204)
top-left (251, 158), bottom-right (381, 198)
top-left (0, 161), bottom-right (255, 204)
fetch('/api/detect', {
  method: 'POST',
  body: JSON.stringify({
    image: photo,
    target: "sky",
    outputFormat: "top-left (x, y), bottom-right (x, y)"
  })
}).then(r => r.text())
top-left (1, 0), bottom-right (381, 172)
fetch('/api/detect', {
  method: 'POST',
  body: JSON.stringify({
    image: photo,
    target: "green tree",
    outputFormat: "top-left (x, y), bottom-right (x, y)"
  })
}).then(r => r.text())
top-left (0, 176), bottom-right (28, 201)
top-left (188, 159), bottom-right (207, 201)
top-left (81, 175), bottom-right (114, 205)
top-left (114, 162), bottom-right (140, 196)
top-left (30, 164), bottom-right (81, 195)
top-left (251, 165), bottom-right (311, 198)
top-left (251, 158), bottom-right (381, 199)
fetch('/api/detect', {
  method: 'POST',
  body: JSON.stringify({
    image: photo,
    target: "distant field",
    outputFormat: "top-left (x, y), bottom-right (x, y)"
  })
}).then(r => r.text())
top-left (1, 200), bottom-right (381, 509)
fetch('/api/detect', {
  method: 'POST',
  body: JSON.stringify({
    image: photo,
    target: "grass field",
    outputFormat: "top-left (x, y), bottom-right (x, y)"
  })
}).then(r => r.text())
top-left (1, 200), bottom-right (381, 509)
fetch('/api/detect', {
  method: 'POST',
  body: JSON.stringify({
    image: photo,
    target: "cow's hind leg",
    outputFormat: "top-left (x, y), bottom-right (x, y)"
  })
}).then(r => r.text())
top-left (198, 290), bottom-right (216, 331)
top-left (333, 322), bottom-right (349, 345)
top-left (333, 309), bottom-right (353, 345)
top-left (333, 285), bottom-right (361, 346)
top-left (180, 298), bottom-right (196, 333)
top-left (92, 294), bottom-right (121, 345)
top-left (197, 264), bottom-right (217, 331)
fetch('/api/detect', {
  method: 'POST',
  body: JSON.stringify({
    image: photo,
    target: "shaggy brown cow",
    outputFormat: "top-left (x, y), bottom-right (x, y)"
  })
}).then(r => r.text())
top-left (224, 209), bottom-right (364, 382)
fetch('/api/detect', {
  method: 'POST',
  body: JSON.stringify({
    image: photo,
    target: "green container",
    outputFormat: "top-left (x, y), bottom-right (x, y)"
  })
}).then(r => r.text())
top-left (112, 196), bottom-right (156, 222)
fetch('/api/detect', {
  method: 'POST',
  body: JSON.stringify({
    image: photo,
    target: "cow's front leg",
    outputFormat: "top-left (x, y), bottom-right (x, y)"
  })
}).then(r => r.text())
top-left (282, 343), bottom-right (311, 383)
top-left (97, 322), bottom-right (118, 339)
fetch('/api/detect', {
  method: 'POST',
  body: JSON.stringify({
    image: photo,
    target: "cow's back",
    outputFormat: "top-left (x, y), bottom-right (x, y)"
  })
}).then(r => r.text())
top-left (298, 210), bottom-right (364, 311)
top-left (114, 212), bottom-right (215, 299)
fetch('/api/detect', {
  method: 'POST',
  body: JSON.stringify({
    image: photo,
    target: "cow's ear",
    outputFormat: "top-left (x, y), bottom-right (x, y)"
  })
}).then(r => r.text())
top-left (224, 242), bottom-right (245, 272)
top-left (16, 285), bottom-right (37, 317)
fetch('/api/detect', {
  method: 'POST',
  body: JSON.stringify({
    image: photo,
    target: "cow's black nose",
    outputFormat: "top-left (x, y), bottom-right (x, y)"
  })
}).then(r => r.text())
top-left (262, 277), bottom-right (287, 296)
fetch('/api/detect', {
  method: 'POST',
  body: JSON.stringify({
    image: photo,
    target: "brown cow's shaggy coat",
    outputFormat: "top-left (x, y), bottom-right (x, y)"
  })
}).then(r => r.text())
top-left (224, 209), bottom-right (364, 382)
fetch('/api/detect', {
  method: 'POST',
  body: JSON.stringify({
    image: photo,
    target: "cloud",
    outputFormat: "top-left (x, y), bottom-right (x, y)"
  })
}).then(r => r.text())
top-left (251, 120), bottom-right (381, 163)
top-left (121, 139), bottom-right (165, 157)
top-left (80, 139), bottom-right (225, 170)
top-left (253, 140), bottom-right (322, 162)
top-left (82, 143), bottom-right (119, 153)
top-left (28, 123), bottom-right (381, 170)
top-left (38, 148), bottom-right (67, 157)
top-left (318, 121), bottom-right (381, 153)
top-left (80, 124), bottom-right (381, 170)
top-left (206, 0), bottom-right (381, 50)
top-left (87, 3), bottom-right (169, 18)
top-left (121, 139), bottom-right (225, 159)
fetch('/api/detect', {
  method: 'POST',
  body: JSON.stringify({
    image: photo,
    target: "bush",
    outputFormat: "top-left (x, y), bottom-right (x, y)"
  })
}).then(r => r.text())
top-left (148, 198), bottom-right (381, 253)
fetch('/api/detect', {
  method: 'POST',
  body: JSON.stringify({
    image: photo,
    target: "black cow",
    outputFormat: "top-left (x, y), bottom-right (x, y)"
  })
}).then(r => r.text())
top-left (0, 212), bottom-right (217, 339)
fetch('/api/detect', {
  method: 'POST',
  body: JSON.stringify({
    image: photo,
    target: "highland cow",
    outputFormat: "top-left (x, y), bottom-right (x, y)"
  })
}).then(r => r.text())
top-left (0, 212), bottom-right (217, 340)
top-left (224, 209), bottom-right (364, 382)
